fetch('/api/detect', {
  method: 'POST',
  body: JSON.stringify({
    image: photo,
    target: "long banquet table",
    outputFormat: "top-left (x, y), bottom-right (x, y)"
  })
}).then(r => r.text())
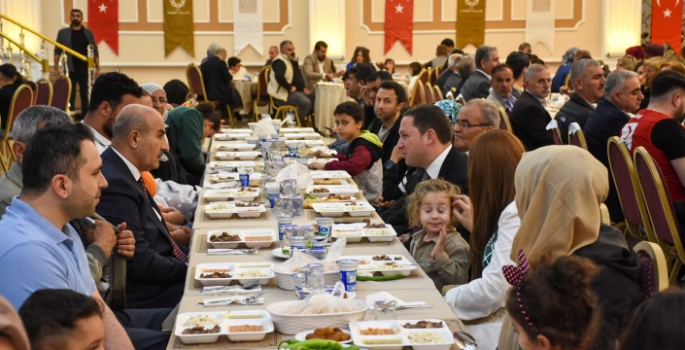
top-left (166, 129), bottom-right (472, 350)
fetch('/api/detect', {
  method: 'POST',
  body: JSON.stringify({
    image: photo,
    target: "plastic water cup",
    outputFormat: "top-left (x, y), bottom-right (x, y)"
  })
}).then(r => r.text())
top-left (305, 263), bottom-right (325, 290)
top-left (337, 259), bottom-right (359, 292)
top-left (266, 185), bottom-right (280, 208)
top-left (315, 217), bottom-right (334, 242)
top-left (276, 215), bottom-right (294, 243)
top-left (288, 145), bottom-right (297, 158)
top-left (238, 173), bottom-right (250, 187)
top-left (289, 195), bottom-right (304, 216)
top-left (289, 235), bottom-right (308, 257)
top-left (309, 236), bottom-right (328, 260)
top-left (280, 179), bottom-right (298, 198)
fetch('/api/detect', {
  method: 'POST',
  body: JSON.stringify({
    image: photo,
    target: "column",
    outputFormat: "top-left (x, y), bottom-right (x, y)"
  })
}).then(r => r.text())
top-left (601, 0), bottom-right (642, 57)
top-left (307, 0), bottom-right (345, 60)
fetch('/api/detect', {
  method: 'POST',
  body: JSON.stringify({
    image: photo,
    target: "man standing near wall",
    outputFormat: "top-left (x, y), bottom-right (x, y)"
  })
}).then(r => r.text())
top-left (54, 8), bottom-right (100, 113)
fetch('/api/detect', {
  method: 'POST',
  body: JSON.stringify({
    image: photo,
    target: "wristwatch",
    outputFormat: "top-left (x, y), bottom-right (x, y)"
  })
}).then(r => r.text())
top-left (384, 160), bottom-right (396, 171)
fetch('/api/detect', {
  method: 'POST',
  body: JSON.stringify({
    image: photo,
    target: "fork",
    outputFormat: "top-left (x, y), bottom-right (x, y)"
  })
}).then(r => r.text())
top-left (202, 280), bottom-right (261, 293)
top-left (207, 247), bottom-right (260, 255)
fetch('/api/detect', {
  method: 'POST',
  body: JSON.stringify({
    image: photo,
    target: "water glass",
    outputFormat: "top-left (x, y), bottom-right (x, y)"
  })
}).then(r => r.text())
top-left (280, 179), bottom-right (298, 198)
top-left (305, 263), bottom-right (325, 291)
top-left (289, 195), bottom-right (304, 216)
top-left (373, 300), bottom-right (397, 321)
top-left (289, 235), bottom-right (308, 256)
top-left (274, 197), bottom-right (294, 217)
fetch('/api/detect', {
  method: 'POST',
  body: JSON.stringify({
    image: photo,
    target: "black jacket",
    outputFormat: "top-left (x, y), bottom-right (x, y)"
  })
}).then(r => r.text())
top-left (584, 98), bottom-right (632, 222)
top-left (381, 146), bottom-right (469, 235)
top-left (555, 93), bottom-right (595, 144)
top-left (573, 224), bottom-right (642, 350)
top-left (199, 56), bottom-right (239, 105)
top-left (459, 70), bottom-right (490, 101)
top-left (440, 70), bottom-right (463, 97)
top-left (97, 148), bottom-right (187, 309)
top-left (272, 58), bottom-right (306, 92)
top-left (510, 91), bottom-right (554, 151)
top-left (368, 114), bottom-right (403, 165)
top-left (0, 82), bottom-right (21, 128)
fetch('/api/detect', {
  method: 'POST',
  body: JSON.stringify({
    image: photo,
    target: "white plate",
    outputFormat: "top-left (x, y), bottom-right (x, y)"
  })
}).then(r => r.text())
top-left (281, 127), bottom-right (315, 133)
top-left (204, 202), bottom-right (237, 219)
top-left (195, 263), bottom-right (274, 286)
top-left (174, 312), bottom-right (224, 344)
top-left (283, 132), bottom-right (321, 140)
top-left (310, 170), bottom-right (352, 179)
top-left (207, 229), bottom-right (275, 249)
top-left (342, 255), bottom-right (415, 276)
top-left (312, 202), bottom-right (375, 217)
top-left (306, 185), bottom-right (359, 198)
top-left (349, 320), bottom-right (453, 350)
top-left (203, 188), bottom-right (261, 202)
top-left (226, 318), bottom-right (274, 342)
top-left (235, 205), bottom-right (267, 218)
top-left (214, 133), bottom-right (251, 141)
top-left (271, 248), bottom-right (290, 259)
top-left (294, 329), bottom-right (353, 344)
top-left (285, 139), bottom-right (325, 148)
top-left (214, 143), bottom-right (256, 151)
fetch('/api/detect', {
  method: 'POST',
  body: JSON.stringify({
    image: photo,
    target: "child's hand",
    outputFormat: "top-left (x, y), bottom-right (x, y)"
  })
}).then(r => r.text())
top-left (452, 195), bottom-right (473, 232)
top-left (431, 225), bottom-right (447, 260)
top-left (314, 150), bottom-right (325, 158)
top-left (398, 233), bottom-right (411, 243)
top-left (308, 162), bottom-right (326, 170)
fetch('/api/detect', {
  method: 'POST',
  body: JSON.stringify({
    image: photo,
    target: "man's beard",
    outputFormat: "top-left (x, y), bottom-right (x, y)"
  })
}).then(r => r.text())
top-left (71, 19), bottom-right (81, 27)
top-left (103, 124), bottom-right (113, 138)
top-left (289, 54), bottom-right (297, 61)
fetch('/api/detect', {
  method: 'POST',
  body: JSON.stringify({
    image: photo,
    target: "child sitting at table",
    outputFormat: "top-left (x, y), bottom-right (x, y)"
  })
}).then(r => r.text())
top-left (501, 251), bottom-right (599, 350)
top-left (406, 179), bottom-right (469, 291)
top-left (309, 101), bottom-right (383, 204)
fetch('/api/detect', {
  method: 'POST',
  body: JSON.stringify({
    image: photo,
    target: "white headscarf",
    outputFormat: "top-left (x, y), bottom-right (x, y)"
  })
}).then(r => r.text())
top-left (141, 83), bottom-right (168, 119)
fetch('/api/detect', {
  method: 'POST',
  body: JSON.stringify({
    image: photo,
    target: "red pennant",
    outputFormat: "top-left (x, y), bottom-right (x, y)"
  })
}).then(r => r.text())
top-left (651, 0), bottom-right (682, 52)
top-left (88, 0), bottom-right (119, 55)
top-left (384, 0), bottom-right (414, 54)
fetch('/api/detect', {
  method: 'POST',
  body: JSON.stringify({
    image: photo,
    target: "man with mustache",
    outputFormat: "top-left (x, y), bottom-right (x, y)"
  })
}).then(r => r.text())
top-left (54, 8), bottom-right (100, 114)
top-left (267, 40), bottom-right (313, 125)
top-left (97, 105), bottom-right (188, 309)
top-left (555, 59), bottom-right (606, 143)
top-left (510, 64), bottom-right (555, 151)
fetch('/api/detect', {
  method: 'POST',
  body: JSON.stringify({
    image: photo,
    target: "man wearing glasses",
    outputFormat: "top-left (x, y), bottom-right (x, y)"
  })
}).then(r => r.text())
top-left (453, 100), bottom-right (500, 153)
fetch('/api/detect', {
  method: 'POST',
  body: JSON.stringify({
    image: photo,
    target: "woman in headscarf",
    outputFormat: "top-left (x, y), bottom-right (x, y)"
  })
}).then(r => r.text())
top-left (141, 83), bottom-right (169, 119)
top-left (501, 146), bottom-right (641, 350)
top-left (201, 43), bottom-right (220, 65)
top-left (551, 47), bottom-right (578, 93)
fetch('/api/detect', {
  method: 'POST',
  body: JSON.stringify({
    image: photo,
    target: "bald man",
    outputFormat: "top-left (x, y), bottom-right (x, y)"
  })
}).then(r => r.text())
top-left (96, 104), bottom-right (188, 309)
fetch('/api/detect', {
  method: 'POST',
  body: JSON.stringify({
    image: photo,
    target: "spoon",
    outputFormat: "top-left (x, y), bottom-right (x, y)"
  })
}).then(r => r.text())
top-left (453, 331), bottom-right (478, 349)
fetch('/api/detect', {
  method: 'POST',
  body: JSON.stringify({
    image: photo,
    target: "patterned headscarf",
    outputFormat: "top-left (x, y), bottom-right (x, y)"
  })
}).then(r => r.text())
top-left (562, 47), bottom-right (579, 65)
top-left (434, 99), bottom-right (462, 123)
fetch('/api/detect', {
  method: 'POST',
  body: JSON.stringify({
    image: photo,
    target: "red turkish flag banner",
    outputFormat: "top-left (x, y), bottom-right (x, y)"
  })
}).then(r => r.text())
top-left (88, 0), bottom-right (119, 55)
top-left (384, 0), bottom-right (414, 54)
top-left (651, 0), bottom-right (682, 51)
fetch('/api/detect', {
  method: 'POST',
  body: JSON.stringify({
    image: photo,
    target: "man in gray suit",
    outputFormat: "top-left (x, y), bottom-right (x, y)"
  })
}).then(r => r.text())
top-left (460, 45), bottom-right (500, 101)
top-left (303, 41), bottom-right (342, 91)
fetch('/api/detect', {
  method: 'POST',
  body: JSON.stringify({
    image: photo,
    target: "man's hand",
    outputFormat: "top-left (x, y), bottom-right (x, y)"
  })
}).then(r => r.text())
top-left (290, 86), bottom-right (297, 93)
top-left (53, 67), bottom-right (61, 77)
top-left (95, 67), bottom-right (101, 78)
top-left (114, 222), bottom-right (135, 259)
top-left (170, 225), bottom-right (191, 247)
top-left (160, 206), bottom-right (187, 225)
top-left (325, 73), bottom-right (335, 81)
top-left (390, 145), bottom-right (404, 164)
top-left (378, 197), bottom-right (395, 209)
top-left (335, 70), bottom-right (345, 78)
top-left (304, 88), bottom-right (311, 95)
top-left (89, 221), bottom-right (117, 258)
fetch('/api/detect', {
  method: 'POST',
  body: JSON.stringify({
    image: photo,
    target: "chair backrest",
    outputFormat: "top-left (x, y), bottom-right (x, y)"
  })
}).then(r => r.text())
top-left (633, 147), bottom-right (685, 265)
top-left (607, 137), bottom-right (655, 243)
top-left (417, 69), bottom-right (429, 84)
top-left (456, 95), bottom-right (466, 106)
top-left (434, 65), bottom-right (444, 78)
top-left (50, 76), bottom-right (71, 111)
top-left (568, 122), bottom-right (588, 149)
top-left (417, 81), bottom-right (428, 105)
top-left (409, 80), bottom-right (423, 107)
top-left (427, 67), bottom-right (436, 85)
top-left (423, 82), bottom-right (435, 104)
top-left (634, 241), bottom-right (669, 298)
top-left (186, 64), bottom-right (208, 101)
top-left (34, 79), bottom-right (53, 106)
top-left (5, 84), bottom-right (33, 136)
top-left (256, 66), bottom-right (271, 104)
top-left (551, 127), bottom-right (562, 145)
top-left (432, 85), bottom-right (443, 102)
top-left (498, 107), bottom-right (513, 133)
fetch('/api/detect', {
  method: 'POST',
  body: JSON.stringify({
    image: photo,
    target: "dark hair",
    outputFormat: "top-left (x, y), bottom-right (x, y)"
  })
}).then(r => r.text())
top-left (528, 53), bottom-right (545, 66)
top-left (348, 63), bottom-right (376, 84)
top-left (0, 63), bottom-right (22, 85)
top-left (506, 256), bottom-right (599, 350)
top-left (163, 79), bottom-right (190, 106)
top-left (475, 45), bottom-right (497, 69)
top-left (650, 71), bottom-right (685, 99)
top-left (333, 101), bottom-right (364, 124)
top-left (375, 71), bottom-right (393, 82)
top-left (491, 63), bottom-right (513, 77)
top-left (70, 8), bottom-right (83, 15)
top-left (506, 52), bottom-right (531, 79)
top-left (404, 104), bottom-right (453, 144)
top-left (350, 46), bottom-right (371, 64)
top-left (22, 123), bottom-right (94, 196)
top-left (314, 41), bottom-right (328, 51)
top-left (441, 38), bottom-right (455, 48)
top-left (518, 42), bottom-right (531, 51)
top-left (279, 40), bottom-right (293, 51)
top-left (378, 81), bottom-right (408, 104)
top-left (619, 287), bottom-right (685, 350)
top-left (227, 56), bottom-right (241, 68)
top-left (19, 289), bottom-right (102, 350)
top-left (195, 102), bottom-right (221, 132)
top-left (409, 62), bottom-right (422, 76)
top-left (88, 72), bottom-right (142, 113)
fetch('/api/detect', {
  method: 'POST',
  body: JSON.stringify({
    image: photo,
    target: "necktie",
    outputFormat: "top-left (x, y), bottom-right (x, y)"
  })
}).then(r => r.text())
top-left (138, 178), bottom-right (188, 263)
top-left (422, 171), bottom-right (431, 181)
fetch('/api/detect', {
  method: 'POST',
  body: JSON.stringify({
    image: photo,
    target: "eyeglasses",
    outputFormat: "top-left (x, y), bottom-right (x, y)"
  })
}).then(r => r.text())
top-left (453, 120), bottom-right (490, 129)
top-left (151, 98), bottom-right (167, 105)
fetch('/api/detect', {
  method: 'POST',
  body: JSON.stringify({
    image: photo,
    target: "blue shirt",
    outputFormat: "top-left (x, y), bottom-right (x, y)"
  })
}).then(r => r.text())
top-left (0, 197), bottom-right (96, 309)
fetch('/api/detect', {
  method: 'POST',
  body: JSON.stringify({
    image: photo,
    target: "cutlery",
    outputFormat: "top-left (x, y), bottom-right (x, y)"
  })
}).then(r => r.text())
top-left (207, 247), bottom-right (260, 255)
top-left (453, 331), bottom-right (478, 349)
top-left (201, 280), bottom-right (261, 293)
top-left (199, 294), bottom-right (263, 306)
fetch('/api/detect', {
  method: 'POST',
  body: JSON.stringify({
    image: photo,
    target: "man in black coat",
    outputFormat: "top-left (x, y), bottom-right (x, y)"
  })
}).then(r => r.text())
top-left (510, 64), bottom-right (554, 151)
top-left (381, 105), bottom-right (469, 240)
top-left (97, 105), bottom-right (188, 309)
top-left (460, 45), bottom-right (499, 101)
top-left (584, 69), bottom-right (644, 222)
top-left (199, 47), bottom-right (243, 115)
top-left (436, 53), bottom-right (463, 96)
top-left (368, 81), bottom-right (407, 165)
top-left (556, 59), bottom-right (605, 143)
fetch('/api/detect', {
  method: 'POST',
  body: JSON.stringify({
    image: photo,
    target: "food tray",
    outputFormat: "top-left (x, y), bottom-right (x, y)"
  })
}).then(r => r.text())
top-left (312, 178), bottom-right (353, 186)
top-left (305, 185), bottom-right (360, 198)
top-left (281, 127), bottom-right (316, 133)
top-left (207, 161), bottom-right (256, 171)
top-left (331, 223), bottom-right (396, 243)
top-left (214, 133), bottom-right (251, 141)
top-left (174, 311), bottom-right (274, 345)
top-left (214, 143), bottom-right (257, 151)
top-left (205, 173), bottom-right (262, 187)
top-left (311, 202), bottom-right (376, 217)
top-left (283, 132), bottom-right (322, 140)
top-left (272, 269), bottom-right (340, 291)
top-left (285, 139), bottom-right (325, 148)
top-left (348, 319), bottom-right (453, 350)
top-left (195, 262), bottom-right (274, 286)
top-left (207, 229), bottom-right (276, 248)
top-left (266, 299), bottom-right (368, 334)
top-left (341, 255), bottom-right (415, 276)
top-left (203, 188), bottom-right (261, 202)
top-left (214, 151), bottom-right (261, 160)
top-left (309, 170), bottom-right (352, 179)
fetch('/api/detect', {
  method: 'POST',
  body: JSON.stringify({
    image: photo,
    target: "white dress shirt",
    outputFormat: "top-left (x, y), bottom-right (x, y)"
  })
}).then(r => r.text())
top-left (82, 122), bottom-right (111, 155)
top-left (424, 146), bottom-right (452, 180)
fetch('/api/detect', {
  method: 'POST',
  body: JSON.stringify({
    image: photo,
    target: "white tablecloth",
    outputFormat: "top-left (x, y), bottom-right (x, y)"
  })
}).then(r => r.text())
top-left (232, 80), bottom-right (258, 114)
top-left (314, 83), bottom-right (349, 134)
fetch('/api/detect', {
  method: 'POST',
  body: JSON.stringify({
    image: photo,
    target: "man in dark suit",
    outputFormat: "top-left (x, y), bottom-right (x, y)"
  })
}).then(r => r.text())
top-left (380, 104), bottom-right (469, 240)
top-left (585, 69), bottom-right (643, 222)
top-left (369, 81), bottom-right (407, 165)
top-left (97, 105), bottom-right (188, 309)
top-left (437, 53), bottom-right (463, 97)
top-left (506, 51), bottom-right (530, 99)
top-left (510, 64), bottom-right (554, 151)
top-left (199, 47), bottom-right (243, 117)
top-left (460, 45), bottom-right (500, 101)
top-left (556, 59), bottom-right (605, 143)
